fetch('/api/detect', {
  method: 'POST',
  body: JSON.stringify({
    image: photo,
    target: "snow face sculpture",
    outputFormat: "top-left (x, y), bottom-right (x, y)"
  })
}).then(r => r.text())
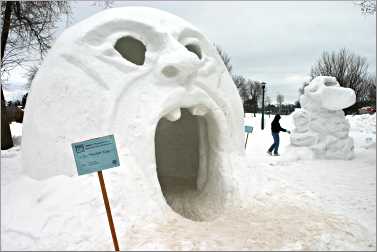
top-left (290, 76), bottom-right (356, 159)
top-left (22, 7), bottom-right (248, 221)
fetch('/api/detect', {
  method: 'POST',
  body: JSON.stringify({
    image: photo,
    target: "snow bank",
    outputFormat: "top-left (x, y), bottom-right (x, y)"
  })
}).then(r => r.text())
top-left (290, 76), bottom-right (356, 159)
top-left (348, 113), bottom-right (376, 149)
top-left (2, 114), bottom-right (376, 250)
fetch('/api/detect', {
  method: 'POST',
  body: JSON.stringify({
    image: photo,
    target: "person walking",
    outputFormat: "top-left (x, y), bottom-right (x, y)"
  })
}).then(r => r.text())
top-left (267, 114), bottom-right (290, 156)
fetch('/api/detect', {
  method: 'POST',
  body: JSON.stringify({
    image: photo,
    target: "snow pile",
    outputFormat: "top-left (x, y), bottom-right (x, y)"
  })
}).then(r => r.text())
top-left (290, 76), bottom-right (356, 159)
top-left (21, 7), bottom-right (250, 222)
top-left (348, 113), bottom-right (376, 149)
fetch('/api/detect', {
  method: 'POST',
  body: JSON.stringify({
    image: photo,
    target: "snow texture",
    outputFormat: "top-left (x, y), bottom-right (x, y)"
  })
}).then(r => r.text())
top-left (21, 7), bottom-right (250, 222)
top-left (1, 114), bottom-right (376, 250)
top-left (290, 76), bottom-right (356, 159)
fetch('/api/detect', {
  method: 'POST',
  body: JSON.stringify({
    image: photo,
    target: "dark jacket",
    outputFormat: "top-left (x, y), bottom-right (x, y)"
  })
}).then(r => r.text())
top-left (271, 114), bottom-right (287, 133)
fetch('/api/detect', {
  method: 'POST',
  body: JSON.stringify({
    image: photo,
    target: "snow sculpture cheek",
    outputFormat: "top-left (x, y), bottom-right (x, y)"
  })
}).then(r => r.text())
top-left (291, 76), bottom-right (356, 159)
top-left (21, 7), bottom-right (249, 223)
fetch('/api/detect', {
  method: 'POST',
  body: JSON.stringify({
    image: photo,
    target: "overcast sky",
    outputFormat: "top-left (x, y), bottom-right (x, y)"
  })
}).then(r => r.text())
top-left (6, 1), bottom-right (376, 103)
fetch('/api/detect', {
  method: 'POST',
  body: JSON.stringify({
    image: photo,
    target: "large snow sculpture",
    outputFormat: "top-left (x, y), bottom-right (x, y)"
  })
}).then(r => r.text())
top-left (22, 7), bottom-right (249, 221)
top-left (290, 76), bottom-right (356, 159)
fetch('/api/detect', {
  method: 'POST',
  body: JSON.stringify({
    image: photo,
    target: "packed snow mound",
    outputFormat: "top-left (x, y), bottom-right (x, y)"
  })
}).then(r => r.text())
top-left (290, 76), bottom-right (356, 159)
top-left (348, 113), bottom-right (376, 149)
top-left (21, 7), bottom-right (250, 221)
top-left (3, 114), bottom-right (376, 250)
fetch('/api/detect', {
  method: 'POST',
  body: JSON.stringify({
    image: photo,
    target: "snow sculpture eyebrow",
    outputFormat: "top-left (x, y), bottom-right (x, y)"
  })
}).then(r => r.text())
top-left (179, 28), bottom-right (206, 60)
top-left (179, 27), bottom-right (204, 42)
top-left (82, 20), bottom-right (157, 47)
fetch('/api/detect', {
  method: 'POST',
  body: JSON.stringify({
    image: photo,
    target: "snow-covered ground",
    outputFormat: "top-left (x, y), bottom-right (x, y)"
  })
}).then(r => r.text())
top-left (1, 113), bottom-right (376, 250)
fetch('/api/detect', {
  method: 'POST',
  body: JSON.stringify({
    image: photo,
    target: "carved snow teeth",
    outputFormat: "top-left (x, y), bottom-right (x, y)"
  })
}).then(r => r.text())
top-left (189, 105), bottom-right (208, 116)
top-left (164, 108), bottom-right (181, 122)
top-left (163, 105), bottom-right (209, 121)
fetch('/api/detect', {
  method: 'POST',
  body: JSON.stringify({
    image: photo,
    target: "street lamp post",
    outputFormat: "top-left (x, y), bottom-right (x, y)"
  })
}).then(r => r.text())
top-left (261, 82), bottom-right (266, 130)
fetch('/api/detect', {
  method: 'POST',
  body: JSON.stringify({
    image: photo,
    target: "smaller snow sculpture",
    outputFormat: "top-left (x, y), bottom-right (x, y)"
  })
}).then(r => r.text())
top-left (290, 76), bottom-right (356, 159)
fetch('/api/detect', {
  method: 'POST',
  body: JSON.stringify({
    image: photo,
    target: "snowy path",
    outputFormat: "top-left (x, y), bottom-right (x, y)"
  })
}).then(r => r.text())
top-left (243, 113), bottom-right (376, 250)
top-left (1, 114), bottom-right (376, 250)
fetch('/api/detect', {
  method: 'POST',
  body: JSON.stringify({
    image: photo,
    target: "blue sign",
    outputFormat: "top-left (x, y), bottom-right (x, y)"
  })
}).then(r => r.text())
top-left (244, 125), bottom-right (253, 133)
top-left (72, 135), bottom-right (120, 175)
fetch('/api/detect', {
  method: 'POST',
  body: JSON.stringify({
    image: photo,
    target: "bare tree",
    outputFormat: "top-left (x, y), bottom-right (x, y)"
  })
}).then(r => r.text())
top-left (232, 74), bottom-right (246, 89)
top-left (1, 2), bottom-right (14, 149)
top-left (1, 88), bottom-right (13, 149)
top-left (251, 81), bottom-right (262, 101)
top-left (215, 44), bottom-right (233, 74)
top-left (1, 1), bottom-right (71, 150)
top-left (276, 94), bottom-right (284, 112)
top-left (298, 81), bottom-right (310, 95)
top-left (21, 92), bottom-right (28, 109)
top-left (92, 0), bottom-right (115, 9)
top-left (213, 45), bottom-right (266, 115)
top-left (265, 96), bottom-right (272, 116)
top-left (357, 0), bottom-right (376, 14)
top-left (233, 75), bottom-right (249, 102)
top-left (1, 1), bottom-right (71, 76)
top-left (24, 64), bottom-right (40, 89)
top-left (294, 100), bottom-right (301, 108)
top-left (365, 75), bottom-right (376, 102)
top-left (310, 48), bottom-right (370, 102)
top-left (213, 44), bottom-right (265, 113)
top-left (239, 83), bottom-right (250, 103)
top-left (265, 96), bottom-right (272, 106)
top-left (249, 80), bottom-right (262, 116)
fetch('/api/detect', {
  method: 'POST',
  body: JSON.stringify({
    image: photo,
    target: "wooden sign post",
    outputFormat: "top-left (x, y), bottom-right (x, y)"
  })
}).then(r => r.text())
top-left (244, 125), bottom-right (254, 149)
top-left (98, 171), bottom-right (119, 251)
top-left (72, 135), bottom-right (121, 251)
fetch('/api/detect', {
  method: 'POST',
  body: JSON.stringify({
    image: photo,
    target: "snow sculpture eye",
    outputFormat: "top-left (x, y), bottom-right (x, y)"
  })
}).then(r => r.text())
top-left (114, 36), bottom-right (146, 65)
top-left (185, 43), bottom-right (202, 60)
top-left (324, 80), bottom-right (337, 86)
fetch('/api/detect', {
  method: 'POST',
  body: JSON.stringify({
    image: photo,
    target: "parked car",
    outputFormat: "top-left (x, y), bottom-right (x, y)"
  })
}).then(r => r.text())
top-left (359, 106), bottom-right (376, 114)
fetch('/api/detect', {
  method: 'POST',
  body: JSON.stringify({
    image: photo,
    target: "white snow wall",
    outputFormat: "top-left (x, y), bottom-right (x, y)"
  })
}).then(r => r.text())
top-left (22, 7), bottom-right (250, 221)
top-left (290, 76), bottom-right (356, 159)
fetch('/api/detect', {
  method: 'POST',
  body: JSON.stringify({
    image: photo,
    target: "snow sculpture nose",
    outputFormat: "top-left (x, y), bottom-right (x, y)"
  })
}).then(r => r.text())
top-left (159, 48), bottom-right (200, 80)
top-left (161, 65), bottom-right (180, 78)
top-left (320, 86), bottom-right (356, 110)
top-left (304, 76), bottom-right (356, 111)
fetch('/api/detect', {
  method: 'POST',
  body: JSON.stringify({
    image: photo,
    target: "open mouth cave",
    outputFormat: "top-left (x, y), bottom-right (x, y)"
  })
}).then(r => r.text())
top-left (155, 108), bottom-right (225, 221)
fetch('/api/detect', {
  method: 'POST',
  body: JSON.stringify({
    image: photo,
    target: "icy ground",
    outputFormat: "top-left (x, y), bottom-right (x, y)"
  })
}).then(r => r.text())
top-left (1, 113), bottom-right (376, 250)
